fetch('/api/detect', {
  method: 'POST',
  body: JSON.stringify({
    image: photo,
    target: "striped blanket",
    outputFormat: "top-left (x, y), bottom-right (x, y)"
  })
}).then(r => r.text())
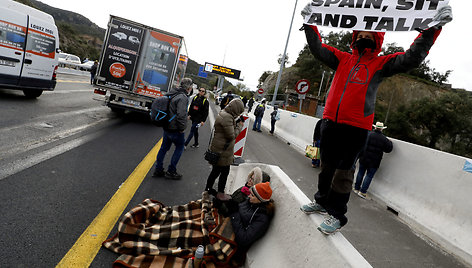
top-left (102, 192), bottom-right (238, 267)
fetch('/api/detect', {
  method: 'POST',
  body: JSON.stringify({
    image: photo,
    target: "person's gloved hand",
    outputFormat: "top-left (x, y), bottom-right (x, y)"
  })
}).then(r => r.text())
top-left (433, 5), bottom-right (453, 28)
top-left (301, 2), bottom-right (312, 20)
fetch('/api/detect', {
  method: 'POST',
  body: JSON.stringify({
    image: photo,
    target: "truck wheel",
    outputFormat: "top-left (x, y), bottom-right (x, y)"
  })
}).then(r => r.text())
top-left (23, 89), bottom-right (43, 98)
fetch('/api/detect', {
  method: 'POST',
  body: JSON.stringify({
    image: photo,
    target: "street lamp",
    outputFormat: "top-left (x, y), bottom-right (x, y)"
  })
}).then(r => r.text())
top-left (271, 0), bottom-right (299, 106)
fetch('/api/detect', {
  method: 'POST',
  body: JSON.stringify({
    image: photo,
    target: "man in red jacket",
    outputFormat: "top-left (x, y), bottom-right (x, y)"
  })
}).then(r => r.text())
top-left (299, 4), bottom-right (453, 234)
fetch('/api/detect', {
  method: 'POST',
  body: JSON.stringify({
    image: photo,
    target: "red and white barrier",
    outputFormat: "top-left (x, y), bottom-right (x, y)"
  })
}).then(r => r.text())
top-left (234, 114), bottom-right (249, 157)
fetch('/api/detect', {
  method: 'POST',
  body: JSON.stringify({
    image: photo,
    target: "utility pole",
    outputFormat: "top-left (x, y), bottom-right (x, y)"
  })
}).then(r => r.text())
top-left (271, 0), bottom-right (298, 106)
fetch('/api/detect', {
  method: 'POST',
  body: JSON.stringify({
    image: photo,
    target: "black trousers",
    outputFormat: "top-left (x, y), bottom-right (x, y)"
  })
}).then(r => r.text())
top-left (205, 165), bottom-right (230, 193)
top-left (314, 119), bottom-right (368, 226)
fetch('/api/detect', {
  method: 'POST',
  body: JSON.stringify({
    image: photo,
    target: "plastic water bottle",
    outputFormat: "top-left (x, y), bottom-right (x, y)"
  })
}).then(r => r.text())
top-left (193, 245), bottom-right (204, 267)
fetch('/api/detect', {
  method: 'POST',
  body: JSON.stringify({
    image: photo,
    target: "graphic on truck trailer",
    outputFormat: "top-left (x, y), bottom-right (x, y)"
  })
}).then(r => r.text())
top-left (134, 30), bottom-right (182, 98)
top-left (98, 18), bottom-right (144, 90)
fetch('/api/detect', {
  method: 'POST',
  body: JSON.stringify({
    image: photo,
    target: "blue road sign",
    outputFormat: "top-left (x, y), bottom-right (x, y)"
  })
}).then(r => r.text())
top-left (198, 66), bottom-right (208, 78)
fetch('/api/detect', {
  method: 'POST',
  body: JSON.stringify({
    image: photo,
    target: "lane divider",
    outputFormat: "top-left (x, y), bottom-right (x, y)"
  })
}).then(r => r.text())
top-left (56, 139), bottom-right (162, 267)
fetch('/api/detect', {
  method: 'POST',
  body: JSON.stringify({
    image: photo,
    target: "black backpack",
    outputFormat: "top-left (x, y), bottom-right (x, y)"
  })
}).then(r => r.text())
top-left (150, 95), bottom-right (177, 127)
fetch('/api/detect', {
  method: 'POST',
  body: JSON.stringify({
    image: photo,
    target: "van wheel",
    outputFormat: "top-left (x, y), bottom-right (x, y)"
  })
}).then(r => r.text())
top-left (23, 89), bottom-right (43, 98)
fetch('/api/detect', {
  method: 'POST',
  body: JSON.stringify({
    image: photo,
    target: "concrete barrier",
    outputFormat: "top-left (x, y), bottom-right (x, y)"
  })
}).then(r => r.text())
top-left (246, 105), bottom-right (472, 265)
top-left (226, 163), bottom-right (372, 268)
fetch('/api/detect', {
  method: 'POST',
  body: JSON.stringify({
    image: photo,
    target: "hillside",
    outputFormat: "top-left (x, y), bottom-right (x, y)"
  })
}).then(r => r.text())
top-left (15, 0), bottom-right (105, 60)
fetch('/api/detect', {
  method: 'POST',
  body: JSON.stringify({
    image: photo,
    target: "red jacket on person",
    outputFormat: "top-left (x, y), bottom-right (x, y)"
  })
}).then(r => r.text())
top-left (304, 25), bottom-right (441, 130)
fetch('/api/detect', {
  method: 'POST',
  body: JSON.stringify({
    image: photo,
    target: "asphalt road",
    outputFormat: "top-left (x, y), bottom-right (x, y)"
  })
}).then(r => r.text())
top-left (0, 71), bottom-right (467, 267)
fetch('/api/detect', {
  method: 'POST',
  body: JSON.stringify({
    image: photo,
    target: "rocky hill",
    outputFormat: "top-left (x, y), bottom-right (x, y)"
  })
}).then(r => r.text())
top-left (15, 0), bottom-right (105, 60)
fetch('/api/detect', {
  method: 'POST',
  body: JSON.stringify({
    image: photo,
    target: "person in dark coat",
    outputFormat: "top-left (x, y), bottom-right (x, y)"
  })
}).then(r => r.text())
top-left (219, 91), bottom-right (234, 110)
top-left (230, 182), bottom-right (275, 265)
top-left (252, 100), bottom-right (266, 132)
top-left (354, 122), bottom-right (393, 198)
top-left (248, 97), bottom-right (255, 112)
top-left (152, 78), bottom-right (193, 180)
top-left (90, 61), bottom-right (98, 84)
top-left (242, 96), bottom-right (248, 108)
top-left (269, 105), bottom-right (280, 135)
top-left (205, 98), bottom-right (244, 200)
top-left (312, 119), bottom-right (322, 168)
top-left (184, 87), bottom-right (209, 148)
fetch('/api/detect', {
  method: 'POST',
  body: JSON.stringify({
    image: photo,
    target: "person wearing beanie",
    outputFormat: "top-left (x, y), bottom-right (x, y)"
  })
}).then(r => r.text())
top-left (230, 182), bottom-right (275, 262)
top-left (250, 182), bottom-right (272, 203)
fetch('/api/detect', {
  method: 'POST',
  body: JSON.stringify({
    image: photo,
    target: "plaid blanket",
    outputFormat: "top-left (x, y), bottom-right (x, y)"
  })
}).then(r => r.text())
top-left (103, 192), bottom-right (238, 268)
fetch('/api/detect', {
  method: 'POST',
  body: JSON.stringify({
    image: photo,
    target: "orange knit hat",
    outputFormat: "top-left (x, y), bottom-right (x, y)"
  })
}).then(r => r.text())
top-left (251, 182), bottom-right (272, 202)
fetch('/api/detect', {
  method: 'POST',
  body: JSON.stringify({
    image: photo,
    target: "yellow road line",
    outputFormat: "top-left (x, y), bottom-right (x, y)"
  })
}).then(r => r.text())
top-left (56, 139), bottom-right (162, 267)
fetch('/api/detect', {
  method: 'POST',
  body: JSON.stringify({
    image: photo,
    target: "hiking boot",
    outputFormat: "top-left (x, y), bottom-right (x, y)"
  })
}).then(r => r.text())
top-left (357, 191), bottom-right (367, 199)
top-left (165, 171), bottom-right (182, 180)
top-left (152, 169), bottom-right (165, 177)
top-left (318, 215), bottom-right (342, 235)
top-left (300, 201), bottom-right (327, 215)
top-left (190, 144), bottom-right (199, 148)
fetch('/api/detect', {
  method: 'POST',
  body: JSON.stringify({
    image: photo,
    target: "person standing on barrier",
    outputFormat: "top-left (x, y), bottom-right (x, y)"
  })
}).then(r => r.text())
top-left (299, 3), bottom-right (452, 234)
top-left (152, 78), bottom-right (193, 180)
top-left (184, 87), bottom-right (209, 149)
top-left (354, 122), bottom-right (393, 199)
top-left (205, 98), bottom-right (244, 201)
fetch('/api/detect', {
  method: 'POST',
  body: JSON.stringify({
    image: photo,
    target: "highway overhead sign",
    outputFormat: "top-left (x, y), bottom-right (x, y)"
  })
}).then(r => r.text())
top-left (204, 62), bottom-right (241, 80)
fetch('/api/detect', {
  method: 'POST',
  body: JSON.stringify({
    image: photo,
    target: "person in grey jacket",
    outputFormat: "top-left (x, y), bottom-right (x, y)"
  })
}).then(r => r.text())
top-left (153, 78), bottom-right (193, 180)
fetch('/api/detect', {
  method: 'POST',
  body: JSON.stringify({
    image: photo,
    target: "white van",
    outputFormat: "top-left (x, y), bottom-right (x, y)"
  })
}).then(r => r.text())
top-left (0, 0), bottom-right (59, 98)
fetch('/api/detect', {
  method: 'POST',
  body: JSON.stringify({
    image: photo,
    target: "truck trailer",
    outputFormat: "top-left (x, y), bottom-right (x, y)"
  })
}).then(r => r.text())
top-left (93, 15), bottom-right (188, 113)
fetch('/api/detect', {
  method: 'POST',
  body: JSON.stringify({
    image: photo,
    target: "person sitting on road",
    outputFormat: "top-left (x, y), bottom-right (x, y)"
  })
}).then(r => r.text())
top-left (229, 182), bottom-right (275, 266)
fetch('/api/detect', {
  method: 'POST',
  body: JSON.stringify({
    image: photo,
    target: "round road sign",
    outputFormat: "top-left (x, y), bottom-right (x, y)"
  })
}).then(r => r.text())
top-left (258, 88), bottom-right (264, 94)
top-left (295, 79), bottom-right (310, 95)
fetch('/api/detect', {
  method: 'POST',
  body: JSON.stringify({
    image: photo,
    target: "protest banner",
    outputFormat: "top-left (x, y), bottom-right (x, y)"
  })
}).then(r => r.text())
top-left (303, 0), bottom-right (450, 31)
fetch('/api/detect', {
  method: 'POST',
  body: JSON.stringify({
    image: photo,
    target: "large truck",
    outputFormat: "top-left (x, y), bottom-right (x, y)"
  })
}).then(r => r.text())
top-left (93, 15), bottom-right (188, 114)
top-left (0, 0), bottom-right (60, 98)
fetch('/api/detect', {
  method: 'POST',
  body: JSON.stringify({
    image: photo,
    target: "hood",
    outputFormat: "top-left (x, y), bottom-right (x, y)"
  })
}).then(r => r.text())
top-left (351, 31), bottom-right (385, 55)
top-left (166, 86), bottom-right (187, 97)
top-left (224, 98), bottom-right (244, 118)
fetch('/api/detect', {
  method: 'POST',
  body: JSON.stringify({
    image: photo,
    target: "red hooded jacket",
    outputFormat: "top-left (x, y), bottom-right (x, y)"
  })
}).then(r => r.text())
top-left (305, 25), bottom-right (441, 130)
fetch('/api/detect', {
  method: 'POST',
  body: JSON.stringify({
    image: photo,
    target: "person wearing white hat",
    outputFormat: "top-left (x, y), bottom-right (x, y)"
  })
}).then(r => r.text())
top-left (354, 122), bottom-right (393, 199)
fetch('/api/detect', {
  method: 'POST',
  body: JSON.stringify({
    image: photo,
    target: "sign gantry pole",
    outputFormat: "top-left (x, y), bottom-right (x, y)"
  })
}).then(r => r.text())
top-left (271, 0), bottom-right (299, 106)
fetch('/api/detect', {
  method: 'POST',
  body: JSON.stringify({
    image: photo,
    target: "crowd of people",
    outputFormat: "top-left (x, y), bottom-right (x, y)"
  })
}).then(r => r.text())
top-left (142, 2), bottom-right (453, 265)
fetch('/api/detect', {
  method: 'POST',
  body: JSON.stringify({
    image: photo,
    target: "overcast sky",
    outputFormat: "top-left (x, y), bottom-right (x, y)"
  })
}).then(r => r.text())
top-left (38, 0), bottom-right (470, 92)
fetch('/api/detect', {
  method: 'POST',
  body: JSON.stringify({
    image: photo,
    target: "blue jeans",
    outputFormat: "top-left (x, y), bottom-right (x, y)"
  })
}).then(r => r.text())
top-left (253, 116), bottom-right (262, 131)
top-left (354, 163), bottom-right (378, 194)
top-left (155, 131), bottom-right (185, 173)
top-left (185, 121), bottom-right (200, 146)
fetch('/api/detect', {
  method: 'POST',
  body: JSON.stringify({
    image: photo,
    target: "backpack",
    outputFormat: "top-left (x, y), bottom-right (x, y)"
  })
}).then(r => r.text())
top-left (150, 95), bottom-right (177, 127)
top-left (275, 110), bottom-right (281, 121)
top-left (254, 105), bottom-right (263, 117)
